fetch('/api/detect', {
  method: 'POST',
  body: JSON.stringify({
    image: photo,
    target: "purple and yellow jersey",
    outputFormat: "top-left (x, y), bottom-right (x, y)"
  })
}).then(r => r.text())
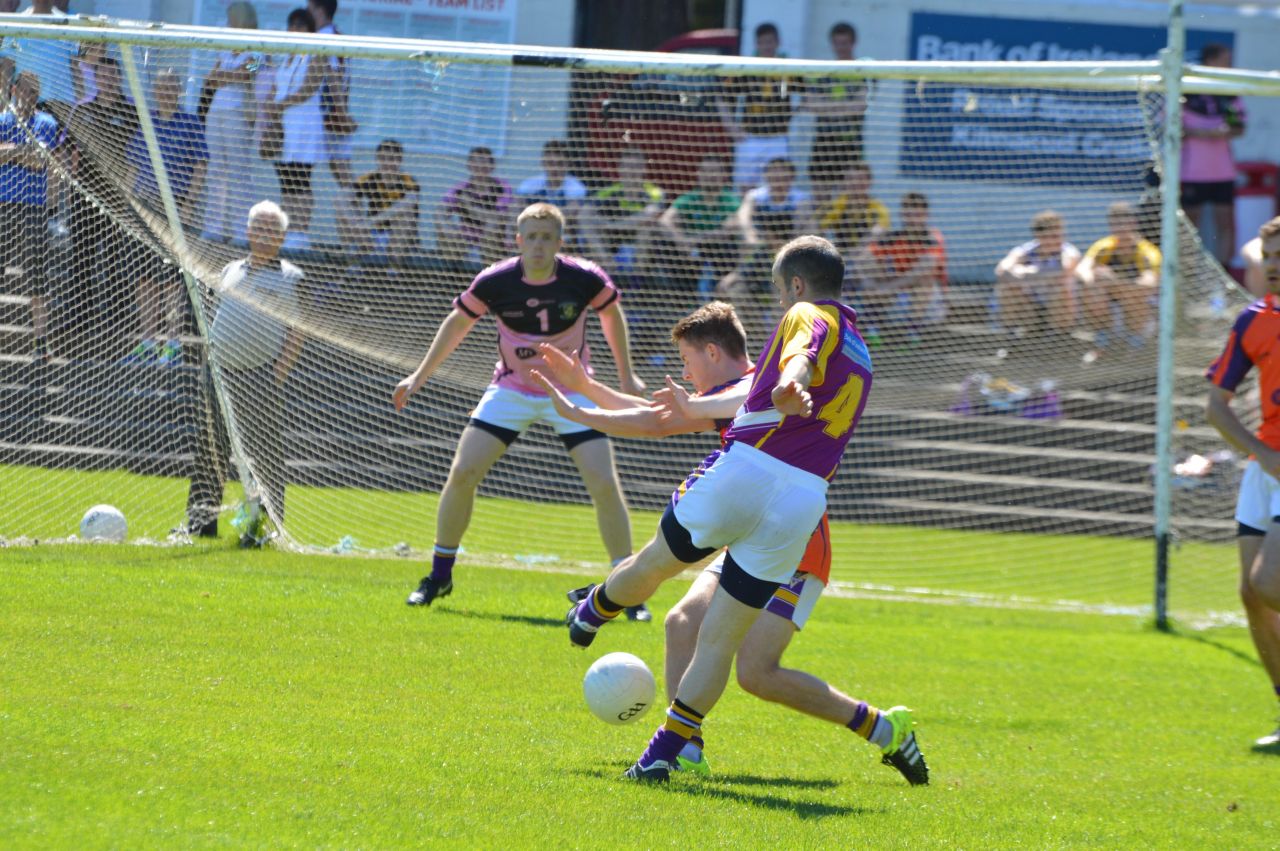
top-left (1207, 294), bottom-right (1280, 450)
top-left (454, 255), bottom-right (619, 395)
top-left (722, 300), bottom-right (871, 480)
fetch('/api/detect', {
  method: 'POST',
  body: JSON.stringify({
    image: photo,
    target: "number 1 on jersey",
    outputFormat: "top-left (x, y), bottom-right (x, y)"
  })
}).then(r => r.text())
top-left (536, 307), bottom-right (550, 333)
top-left (817, 374), bottom-right (866, 438)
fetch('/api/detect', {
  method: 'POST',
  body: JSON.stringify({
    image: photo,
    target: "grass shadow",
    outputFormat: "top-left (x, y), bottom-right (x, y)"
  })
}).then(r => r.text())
top-left (435, 608), bottom-right (567, 629)
top-left (567, 768), bottom-right (875, 819)
top-left (1166, 626), bottom-right (1262, 670)
top-left (708, 772), bottom-right (840, 791)
top-left (1250, 741), bottom-right (1280, 757)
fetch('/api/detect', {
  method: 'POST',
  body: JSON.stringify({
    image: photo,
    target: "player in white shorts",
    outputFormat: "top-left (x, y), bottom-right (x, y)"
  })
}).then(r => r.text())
top-left (393, 202), bottom-right (646, 617)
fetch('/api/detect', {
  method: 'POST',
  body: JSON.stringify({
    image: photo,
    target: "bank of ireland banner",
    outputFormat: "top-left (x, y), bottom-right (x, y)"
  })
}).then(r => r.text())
top-left (902, 12), bottom-right (1232, 187)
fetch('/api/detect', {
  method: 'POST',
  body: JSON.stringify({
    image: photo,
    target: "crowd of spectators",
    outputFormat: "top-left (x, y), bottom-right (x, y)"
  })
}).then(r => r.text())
top-left (0, 10), bottom-right (1256, 366)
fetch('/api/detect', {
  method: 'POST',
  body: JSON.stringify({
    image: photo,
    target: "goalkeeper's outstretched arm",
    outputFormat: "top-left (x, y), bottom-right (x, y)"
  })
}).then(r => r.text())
top-left (393, 307), bottom-right (478, 411)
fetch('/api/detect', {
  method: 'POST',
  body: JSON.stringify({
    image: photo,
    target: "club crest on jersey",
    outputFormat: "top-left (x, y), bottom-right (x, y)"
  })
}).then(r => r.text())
top-left (560, 303), bottom-right (580, 321)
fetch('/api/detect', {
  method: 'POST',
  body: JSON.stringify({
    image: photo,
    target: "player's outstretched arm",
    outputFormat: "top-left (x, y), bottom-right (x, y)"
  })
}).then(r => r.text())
top-left (654, 376), bottom-right (749, 421)
top-left (393, 307), bottom-right (478, 411)
top-left (596, 302), bottom-right (645, 396)
top-left (1206, 386), bottom-right (1280, 476)
top-left (529, 370), bottom-right (707, 437)
top-left (536, 343), bottom-right (649, 411)
top-left (772, 355), bottom-right (815, 417)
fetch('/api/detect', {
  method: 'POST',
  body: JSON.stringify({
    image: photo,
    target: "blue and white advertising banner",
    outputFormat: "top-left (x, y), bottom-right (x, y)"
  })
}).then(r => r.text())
top-left (903, 13), bottom-right (1233, 187)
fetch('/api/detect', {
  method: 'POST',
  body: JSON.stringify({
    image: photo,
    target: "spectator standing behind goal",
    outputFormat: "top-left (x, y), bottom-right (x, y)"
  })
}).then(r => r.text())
top-left (0, 72), bottom-right (58, 361)
top-left (307, 0), bottom-right (357, 193)
top-left (199, 1), bottom-right (263, 244)
top-left (435, 145), bottom-right (512, 266)
top-left (66, 56), bottom-right (140, 352)
top-left (3, 0), bottom-right (76, 107)
top-left (337, 138), bottom-right (419, 262)
top-left (188, 200), bottom-right (305, 541)
top-left (718, 22), bottom-right (795, 191)
top-left (1204, 215), bottom-right (1280, 751)
top-left (1181, 43), bottom-right (1245, 270)
top-left (803, 22), bottom-right (868, 202)
top-left (122, 69), bottom-right (208, 366)
top-left (393, 202), bottom-right (646, 619)
top-left (265, 8), bottom-right (325, 252)
top-left (994, 210), bottom-right (1081, 338)
top-left (854, 191), bottom-right (947, 346)
top-left (1076, 201), bottom-right (1161, 362)
top-left (658, 154), bottom-right (739, 292)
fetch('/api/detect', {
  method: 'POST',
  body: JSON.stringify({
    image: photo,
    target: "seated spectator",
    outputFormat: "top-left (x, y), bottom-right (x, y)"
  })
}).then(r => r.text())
top-left (435, 145), bottom-right (511, 265)
top-left (854, 192), bottom-right (948, 346)
top-left (817, 161), bottom-right (889, 258)
top-left (1077, 201), bottom-right (1162, 360)
top-left (0, 71), bottom-right (59, 360)
top-left (658, 154), bottom-right (739, 292)
top-left (123, 68), bottom-right (208, 365)
top-left (516, 138), bottom-right (586, 246)
top-left (583, 147), bottom-right (663, 284)
top-left (718, 156), bottom-right (813, 299)
top-left (337, 138), bottom-right (420, 263)
top-left (994, 210), bottom-right (1081, 337)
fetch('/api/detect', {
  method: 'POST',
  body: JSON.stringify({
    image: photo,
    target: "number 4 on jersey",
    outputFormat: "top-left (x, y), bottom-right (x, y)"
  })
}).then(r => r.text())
top-left (817, 374), bottom-right (866, 438)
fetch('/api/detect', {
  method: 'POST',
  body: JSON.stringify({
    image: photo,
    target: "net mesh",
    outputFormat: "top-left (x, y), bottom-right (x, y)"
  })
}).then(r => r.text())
top-left (0, 20), bottom-right (1264, 621)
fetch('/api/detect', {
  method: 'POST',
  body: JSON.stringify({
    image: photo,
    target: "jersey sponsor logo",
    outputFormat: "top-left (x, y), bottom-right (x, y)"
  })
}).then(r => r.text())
top-left (526, 297), bottom-right (543, 308)
top-left (500, 310), bottom-right (525, 319)
top-left (514, 346), bottom-right (537, 360)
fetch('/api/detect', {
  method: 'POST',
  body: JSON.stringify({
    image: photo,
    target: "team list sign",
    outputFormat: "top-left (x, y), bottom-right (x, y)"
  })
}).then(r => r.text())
top-left (901, 12), bottom-right (1231, 187)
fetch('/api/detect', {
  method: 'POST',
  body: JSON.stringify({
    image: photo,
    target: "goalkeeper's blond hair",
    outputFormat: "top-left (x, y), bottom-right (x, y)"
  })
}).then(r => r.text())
top-left (516, 202), bottom-right (566, 236)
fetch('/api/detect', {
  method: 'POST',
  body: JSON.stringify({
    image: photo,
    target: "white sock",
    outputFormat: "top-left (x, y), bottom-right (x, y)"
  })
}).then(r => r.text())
top-left (869, 714), bottom-right (894, 750)
top-left (678, 740), bottom-right (703, 762)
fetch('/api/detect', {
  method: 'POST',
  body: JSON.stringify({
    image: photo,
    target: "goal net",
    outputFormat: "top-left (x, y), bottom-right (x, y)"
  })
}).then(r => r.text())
top-left (0, 17), bottom-right (1273, 622)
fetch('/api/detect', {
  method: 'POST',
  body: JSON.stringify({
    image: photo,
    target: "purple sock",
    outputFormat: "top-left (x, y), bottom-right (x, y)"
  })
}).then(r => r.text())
top-left (1274, 685), bottom-right (1280, 700)
top-left (430, 545), bottom-right (458, 584)
top-left (637, 728), bottom-right (689, 769)
top-left (575, 584), bottom-right (622, 629)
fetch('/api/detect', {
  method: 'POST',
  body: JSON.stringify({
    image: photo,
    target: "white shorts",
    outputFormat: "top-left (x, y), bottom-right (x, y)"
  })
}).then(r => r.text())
top-left (471, 384), bottom-right (597, 438)
top-left (673, 442), bottom-right (828, 584)
top-left (706, 553), bottom-right (824, 630)
top-left (1235, 460), bottom-right (1280, 532)
top-left (734, 134), bottom-right (789, 189)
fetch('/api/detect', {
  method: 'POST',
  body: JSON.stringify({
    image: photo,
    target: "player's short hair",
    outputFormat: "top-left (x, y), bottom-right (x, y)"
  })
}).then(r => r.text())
top-left (516, 202), bottom-right (565, 235)
top-left (376, 138), bottom-right (404, 156)
top-left (1200, 42), bottom-right (1230, 64)
top-left (248, 199), bottom-right (290, 231)
top-left (469, 145), bottom-right (494, 159)
top-left (287, 8), bottom-right (316, 31)
top-left (309, 0), bottom-right (337, 20)
top-left (1259, 216), bottom-right (1280, 242)
top-left (755, 22), bottom-right (779, 41)
top-left (774, 235), bottom-right (845, 298)
top-left (1031, 210), bottom-right (1063, 234)
top-left (670, 301), bottom-right (748, 361)
top-left (902, 192), bottom-right (929, 210)
top-left (830, 22), bottom-right (857, 42)
top-left (542, 138), bottom-right (569, 158)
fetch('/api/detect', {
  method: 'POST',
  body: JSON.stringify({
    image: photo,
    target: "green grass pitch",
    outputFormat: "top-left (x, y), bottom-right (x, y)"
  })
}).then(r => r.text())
top-left (2, 507), bottom-right (1277, 846)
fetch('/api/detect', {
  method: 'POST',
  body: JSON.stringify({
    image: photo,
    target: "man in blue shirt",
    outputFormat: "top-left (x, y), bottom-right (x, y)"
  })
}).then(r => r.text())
top-left (123, 68), bottom-right (208, 365)
top-left (0, 71), bottom-right (59, 359)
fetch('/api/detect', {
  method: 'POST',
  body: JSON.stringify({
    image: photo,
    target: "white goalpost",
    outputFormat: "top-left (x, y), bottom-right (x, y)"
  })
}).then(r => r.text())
top-left (1, 14), bottom-right (1277, 622)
